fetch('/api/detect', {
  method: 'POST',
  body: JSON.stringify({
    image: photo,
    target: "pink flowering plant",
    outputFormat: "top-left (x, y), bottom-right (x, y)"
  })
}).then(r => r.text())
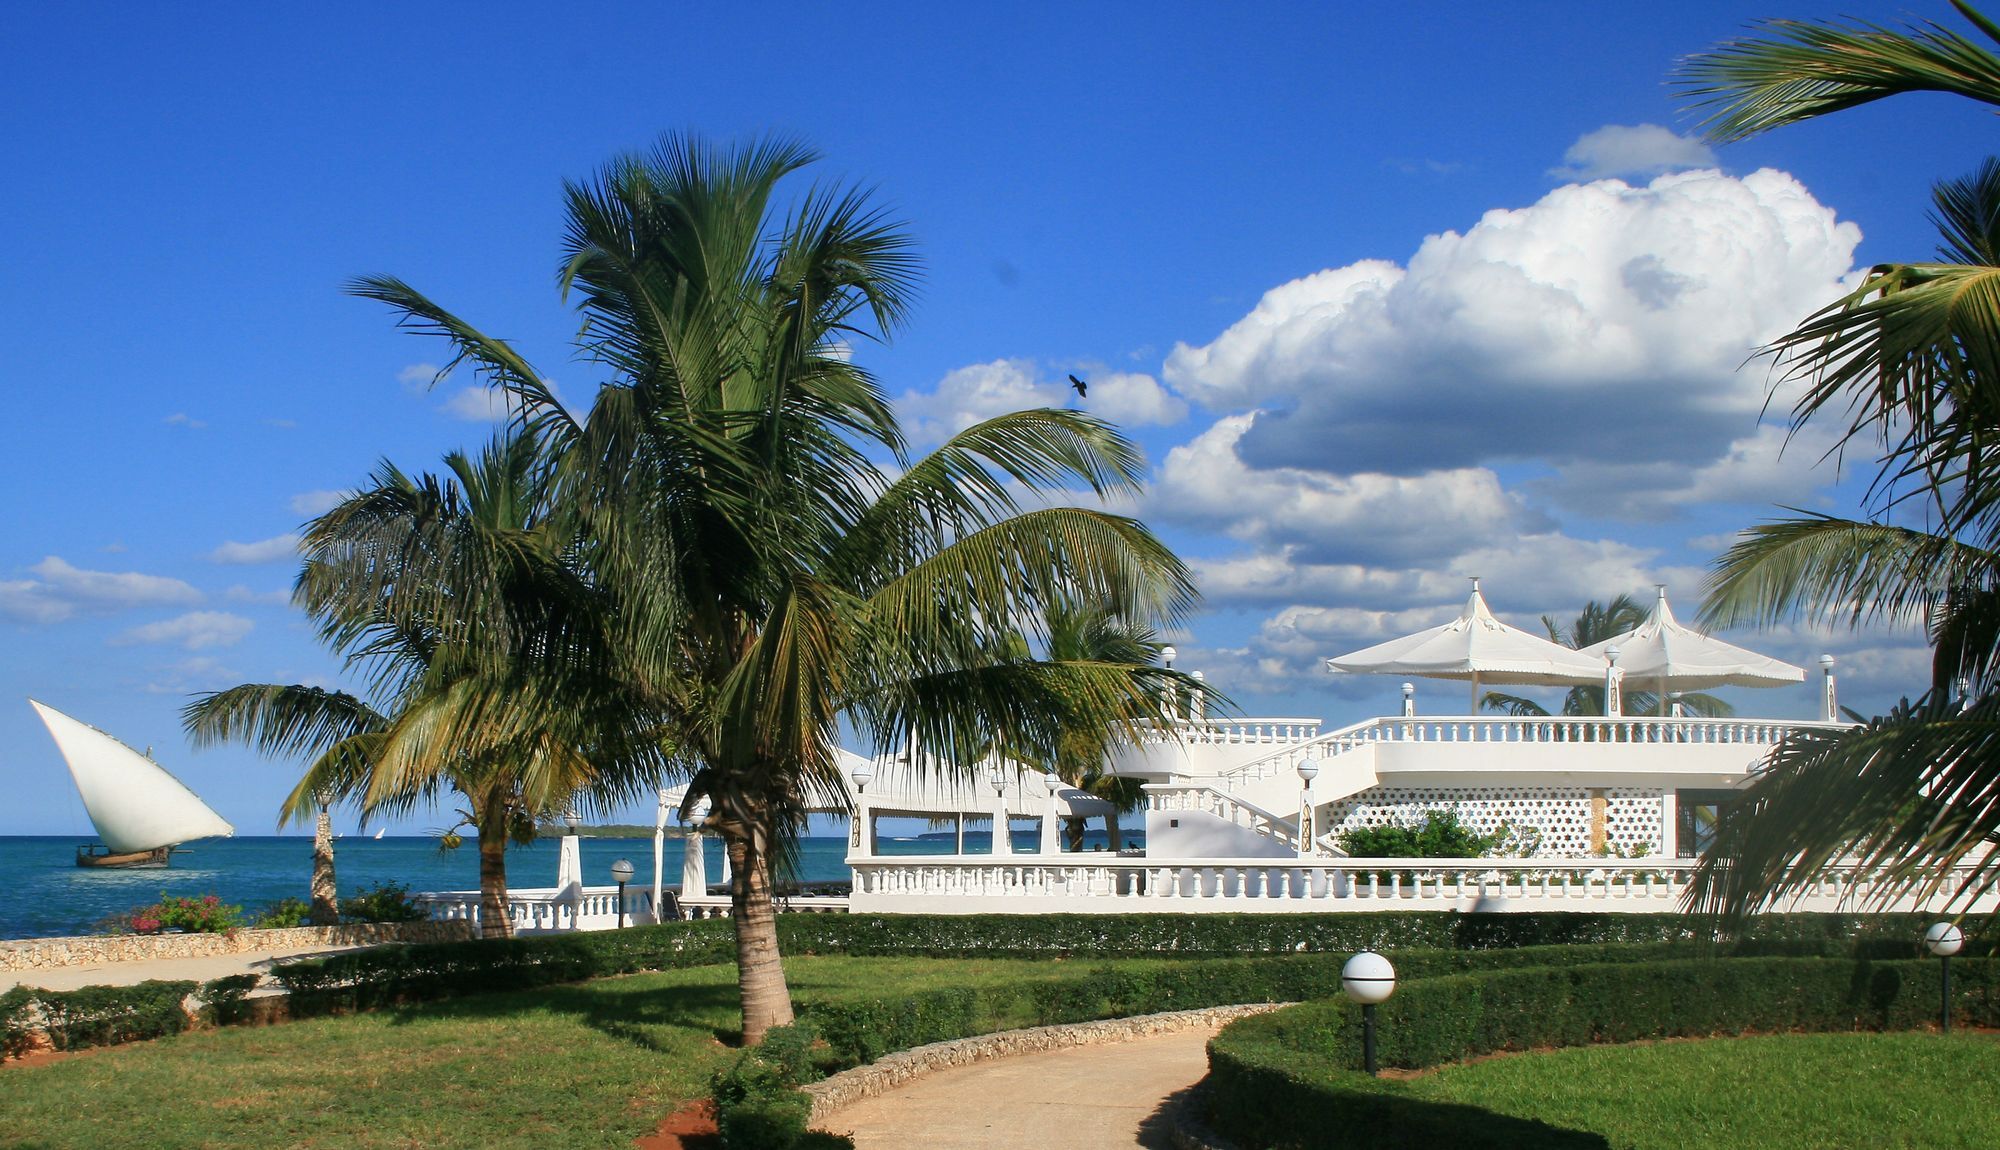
top-left (126, 893), bottom-right (243, 935)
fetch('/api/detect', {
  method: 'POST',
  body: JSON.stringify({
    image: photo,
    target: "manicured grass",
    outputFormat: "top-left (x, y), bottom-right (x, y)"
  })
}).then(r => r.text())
top-left (0, 957), bottom-right (1087, 1150)
top-left (1394, 1032), bottom-right (2000, 1149)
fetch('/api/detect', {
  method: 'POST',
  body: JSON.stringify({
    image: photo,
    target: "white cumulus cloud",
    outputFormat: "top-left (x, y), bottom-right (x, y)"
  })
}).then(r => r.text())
top-left (897, 359), bottom-right (1187, 445)
top-left (0, 557), bottom-right (203, 624)
top-left (1162, 168), bottom-right (1861, 512)
top-left (114, 611), bottom-right (254, 651)
top-left (1551, 124), bottom-right (1718, 180)
top-left (209, 534), bottom-right (300, 565)
top-left (288, 490), bottom-right (345, 517)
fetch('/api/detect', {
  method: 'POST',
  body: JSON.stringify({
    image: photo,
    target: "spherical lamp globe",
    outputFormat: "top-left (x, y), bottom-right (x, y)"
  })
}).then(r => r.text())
top-left (610, 858), bottom-right (636, 885)
top-left (1926, 922), bottom-right (1965, 957)
top-left (1341, 951), bottom-right (1397, 1004)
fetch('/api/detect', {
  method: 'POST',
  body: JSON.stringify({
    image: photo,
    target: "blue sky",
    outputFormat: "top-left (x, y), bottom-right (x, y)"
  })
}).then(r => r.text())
top-left (4, 2), bottom-right (1991, 836)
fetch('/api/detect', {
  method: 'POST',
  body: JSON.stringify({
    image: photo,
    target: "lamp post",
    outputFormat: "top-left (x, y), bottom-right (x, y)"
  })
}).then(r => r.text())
top-left (1820, 654), bottom-right (1838, 721)
top-left (1342, 951), bottom-right (1397, 1075)
top-left (1296, 758), bottom-right (1319, 858)
top-left (1401, 682), bottom-right (1415, 718)
top-left (1926, 922), bottom-right (1965, 1033)
top-left (990, 766), bottom-right (1012, 856)
top-left (610, 858), bottom-right (635, 929)
top-left (1041, 771), bottom-right (1063, 856)
top-left (564, 809), bottom-right (582, 833)
top-left (849, 763), bottom-right (873, 852)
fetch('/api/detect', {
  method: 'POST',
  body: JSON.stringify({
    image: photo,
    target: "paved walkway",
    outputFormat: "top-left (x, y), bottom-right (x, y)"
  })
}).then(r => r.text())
top-left (824, 1026), bottom-right (1216, 1150)
top-left (0, 943), bottom-right (384, 996)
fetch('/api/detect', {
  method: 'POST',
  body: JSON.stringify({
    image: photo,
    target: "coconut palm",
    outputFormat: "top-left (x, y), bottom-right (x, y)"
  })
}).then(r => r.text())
top-left (1480, 596), bottom-right (1734, 718)
top-left (188, 433), bottom-right (660, 938)
top-left (1673, 5), bottom-right (2000, 918)
top-left (351, 134), bottom-right (1197, 1043)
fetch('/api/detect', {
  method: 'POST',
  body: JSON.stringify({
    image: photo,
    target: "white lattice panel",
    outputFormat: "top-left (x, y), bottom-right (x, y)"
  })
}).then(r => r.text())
top-left (1324, 786), bottom-right (1662, 858)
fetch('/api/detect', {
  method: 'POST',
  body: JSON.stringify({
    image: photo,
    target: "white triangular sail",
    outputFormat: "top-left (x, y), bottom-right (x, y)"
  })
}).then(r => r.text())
top-left (29, 700), bottom-right (234, 853)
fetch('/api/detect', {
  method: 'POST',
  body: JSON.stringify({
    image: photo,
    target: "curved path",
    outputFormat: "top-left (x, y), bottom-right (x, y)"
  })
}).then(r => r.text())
top-left (822, 1026), bottom-right (1216, 1150)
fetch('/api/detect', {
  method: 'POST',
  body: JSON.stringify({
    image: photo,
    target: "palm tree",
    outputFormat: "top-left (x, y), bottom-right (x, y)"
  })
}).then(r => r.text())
top-left (1673, 5), bottom-right (2000, 918)
top-left (188, 434), bottom-right (659, 938)
top-left (352, 134), bottom-right (1197, 1043)
top-left (1480, 596), bottom-right (1734, 718)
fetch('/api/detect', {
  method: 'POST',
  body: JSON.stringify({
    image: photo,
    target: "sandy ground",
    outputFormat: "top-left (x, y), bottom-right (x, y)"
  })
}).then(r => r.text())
top-left (1, 943), bottom-right (387, 995)
top-left (823, 1027), bottom-right (1217, 1150)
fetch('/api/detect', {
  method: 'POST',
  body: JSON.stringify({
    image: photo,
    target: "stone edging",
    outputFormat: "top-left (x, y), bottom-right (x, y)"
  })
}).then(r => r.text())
top-left (803, 1002), bottom-right (1289, 1124)
top-left (0, 921), bottom-right (475, 971)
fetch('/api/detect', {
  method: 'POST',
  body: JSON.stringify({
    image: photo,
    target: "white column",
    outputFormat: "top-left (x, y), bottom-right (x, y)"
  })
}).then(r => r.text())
top-left (1189, 670), bottom-right (1206, 721)
top-left (1401, 682), bottom-right (1415, 718)
top-left (1820, 654), bottom-right (1838, 721)
top-left (1603, 646), bottom-right (1622, 718)
top-left (651, 788), bottom-right (669, 922)
top-left (992, 784), bottom-right (1013, 858)
top-left (1040, 772), bottom-right (1063, 856)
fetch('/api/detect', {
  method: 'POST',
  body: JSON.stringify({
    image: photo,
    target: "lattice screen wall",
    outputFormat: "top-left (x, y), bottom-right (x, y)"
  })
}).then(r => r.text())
top-left (1324, 786), bottom-right (1663, 857)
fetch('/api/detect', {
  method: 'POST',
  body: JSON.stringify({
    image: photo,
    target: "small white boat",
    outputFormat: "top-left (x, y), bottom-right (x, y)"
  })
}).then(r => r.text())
top-left (373, 828), bottom-right (386, 840)
top-left (29, 700), bottom-right (234, 868)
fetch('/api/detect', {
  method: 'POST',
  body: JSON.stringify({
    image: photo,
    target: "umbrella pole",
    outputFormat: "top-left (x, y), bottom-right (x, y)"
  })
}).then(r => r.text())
top-left (1469, 672), bottom-right (1480, 715)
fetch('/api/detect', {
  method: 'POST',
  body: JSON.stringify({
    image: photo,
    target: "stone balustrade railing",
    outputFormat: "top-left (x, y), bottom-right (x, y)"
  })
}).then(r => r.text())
top-left (1135, 718), bottom-right (1324, 746)
top-left (1220, 714), bottom-right (1851, 785)
top-left (414, 886), bottom-right (848, 931)
top-left (846, 856), bottom-right (1998, 915)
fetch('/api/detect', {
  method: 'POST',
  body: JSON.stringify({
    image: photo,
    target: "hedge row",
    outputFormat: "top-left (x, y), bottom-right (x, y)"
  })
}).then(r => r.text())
top-left (266, 910), bottom-right (1975, 1017)
top-left (1205, 956), bottom-right (2000, 1150)
top-left (0, 974), bottom-right (277, 1059)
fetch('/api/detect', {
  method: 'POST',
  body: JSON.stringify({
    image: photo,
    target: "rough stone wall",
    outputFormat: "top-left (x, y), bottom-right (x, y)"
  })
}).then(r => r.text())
top-left (0, 920), bottom-right (475, 971)
top-left (805, 1003), bottom-right (1287, 1125)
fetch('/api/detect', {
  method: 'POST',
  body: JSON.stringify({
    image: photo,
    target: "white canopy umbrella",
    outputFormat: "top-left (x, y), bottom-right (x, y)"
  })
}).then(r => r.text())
top-left (1578, 587), bottom-right (1804, 710)
top-left (1325, 580), bottom-right (1610, 714)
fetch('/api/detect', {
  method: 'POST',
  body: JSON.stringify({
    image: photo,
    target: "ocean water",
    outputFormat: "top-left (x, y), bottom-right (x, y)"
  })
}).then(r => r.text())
top-left (0, 827), bottom-right (1134, 939)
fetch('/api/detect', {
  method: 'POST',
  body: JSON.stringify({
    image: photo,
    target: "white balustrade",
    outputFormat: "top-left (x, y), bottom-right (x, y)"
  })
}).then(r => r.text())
top-left (846, 856), bottom-right (1999, 915)
top-left (414, 885), bottom-right (848, 933)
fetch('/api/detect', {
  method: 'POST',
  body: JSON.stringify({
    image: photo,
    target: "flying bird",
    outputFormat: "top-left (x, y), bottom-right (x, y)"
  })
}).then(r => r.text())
top-left (1068, 374), bottom-right (1088, 398)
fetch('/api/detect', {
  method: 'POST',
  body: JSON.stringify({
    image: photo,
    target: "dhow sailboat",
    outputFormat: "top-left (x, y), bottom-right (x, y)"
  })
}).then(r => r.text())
top-left (29, 700), bottom-right (234, 868)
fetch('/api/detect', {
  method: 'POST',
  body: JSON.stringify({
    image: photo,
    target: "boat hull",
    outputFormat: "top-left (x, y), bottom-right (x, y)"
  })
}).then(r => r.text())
top-left (75, 844), bottom-right (172, 869)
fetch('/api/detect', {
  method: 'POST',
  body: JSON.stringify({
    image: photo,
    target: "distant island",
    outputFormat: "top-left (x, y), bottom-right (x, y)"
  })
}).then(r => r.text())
top-left (534, 823), bottom-right (685, 839)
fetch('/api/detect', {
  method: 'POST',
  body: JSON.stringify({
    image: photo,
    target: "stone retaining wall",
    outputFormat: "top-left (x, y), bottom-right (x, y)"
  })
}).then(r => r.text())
top-left (0, 920), bottom-right (475, 971)
top-left (803, 1003), bottom-right (1288, 1124)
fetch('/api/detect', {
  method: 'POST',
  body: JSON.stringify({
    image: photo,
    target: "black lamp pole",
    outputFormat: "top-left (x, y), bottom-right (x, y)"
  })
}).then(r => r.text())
top-left (1941, 951), bottom-right (1953, 1034)
top-left (1363, 1003), bottom-right (1379, 1075)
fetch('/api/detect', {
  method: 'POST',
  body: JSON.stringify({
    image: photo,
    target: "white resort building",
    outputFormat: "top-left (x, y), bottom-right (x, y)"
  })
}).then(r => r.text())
top-left (423, 584), bottom-right (1993, 931)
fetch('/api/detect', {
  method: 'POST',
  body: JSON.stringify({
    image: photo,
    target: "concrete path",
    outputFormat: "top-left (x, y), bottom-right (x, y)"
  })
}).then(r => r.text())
top-left (0, 943), bottom-right (383, 996)
top-left (825, 1026), bottom-right (1216, 1150)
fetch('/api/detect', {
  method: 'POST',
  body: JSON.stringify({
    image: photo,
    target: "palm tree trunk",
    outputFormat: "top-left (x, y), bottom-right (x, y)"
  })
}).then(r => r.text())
top-left (310, 805), bottom-right (339, 926)
top-left (477, 802), bottom-right (514, 940)
top-left (728, 826), bottom-right (794, 1044)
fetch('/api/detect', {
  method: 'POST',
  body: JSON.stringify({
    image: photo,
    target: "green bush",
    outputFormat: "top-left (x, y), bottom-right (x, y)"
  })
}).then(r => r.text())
top-left (1337, 809), bottom-right (1507, 858)
top-left (338, 881), bottom-right (426, 924)
top-left (199, 973), bottom-right (263, 1027)
top-left (0, 980), bottom-right (198, 1058)
top-left (253, 897), bottom-right (311, 929)
top-left (711, 1022), bottom-right (841, 1149)
top-left (130, 893), bottom-right (243, 935)
top-left (1205, 956), bottom-right (2000, 1150)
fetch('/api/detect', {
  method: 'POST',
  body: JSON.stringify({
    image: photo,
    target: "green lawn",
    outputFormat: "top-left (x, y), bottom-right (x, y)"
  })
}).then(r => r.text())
top-left (1394, 1032), bottom-right (2000, 1149)
top-left (0, 957), bottom-right (1075, 1150)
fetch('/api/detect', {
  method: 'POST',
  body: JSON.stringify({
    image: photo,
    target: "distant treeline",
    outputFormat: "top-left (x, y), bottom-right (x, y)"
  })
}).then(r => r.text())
top-left (533, 823), bottom-right (682, 839)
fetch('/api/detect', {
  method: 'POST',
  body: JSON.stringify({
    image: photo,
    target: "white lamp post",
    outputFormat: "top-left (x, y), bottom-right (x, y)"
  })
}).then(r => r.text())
top-left (849, 763), bottom-right (873, 853)
top-left (1820, 654), bottom-right (1838, 722)
top-left (1296, 758), bottom-right (1319, 857)
top-left (610, 858), bottom-right (635, 929)
top-left (1603, 645), bottom-right (1623, 718)
top-left (1401, 682), bottom-right (1415, 718)
top-left (1926, 921), bottom-right (1965, 1033)
top-left (990, 766), bottom-right (1012, 856)
top-left (1342, 951), bottom-right (1397, 1075)
top-left (1041, 771), bottom-right (1063, 856)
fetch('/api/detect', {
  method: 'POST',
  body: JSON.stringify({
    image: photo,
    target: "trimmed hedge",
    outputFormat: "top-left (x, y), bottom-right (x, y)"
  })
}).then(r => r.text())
top-left (265, 911), bottom-right (1977, 1017)
top-left (0, 980), bottom-right (198, 1058)
top-left (1206, 956), bottom-right (2000, 1150)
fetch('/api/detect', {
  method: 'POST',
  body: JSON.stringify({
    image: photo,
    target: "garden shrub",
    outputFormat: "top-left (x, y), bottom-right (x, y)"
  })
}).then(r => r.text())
top-left (1204, 956), bottom-right (2000, 1150)
top-left (129, 893), bottom-right (243, 935)
top-left (253, 897), bottom-right (311, 928)
top-left (711, 1023), bottom-right (852, 1149)
top-left (338, 881), bottom-right (426, 924)
top-left (1337, 809), bottom-right (1508, 858)
top-left (199, 973), bottom-right (263, 1027)
top-left (0, 980), bottom-right (197, 1056)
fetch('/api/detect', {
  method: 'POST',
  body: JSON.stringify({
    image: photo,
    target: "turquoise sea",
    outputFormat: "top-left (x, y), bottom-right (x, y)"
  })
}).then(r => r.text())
top-left (0, 827), bottom-right (1132, 939)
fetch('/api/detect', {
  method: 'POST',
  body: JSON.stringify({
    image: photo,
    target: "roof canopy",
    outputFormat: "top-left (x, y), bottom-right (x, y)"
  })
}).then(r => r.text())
top-left (1325, 581), bottom-right (1608, 712)
top-left (1578, 587), bottom-right (1805, 695)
